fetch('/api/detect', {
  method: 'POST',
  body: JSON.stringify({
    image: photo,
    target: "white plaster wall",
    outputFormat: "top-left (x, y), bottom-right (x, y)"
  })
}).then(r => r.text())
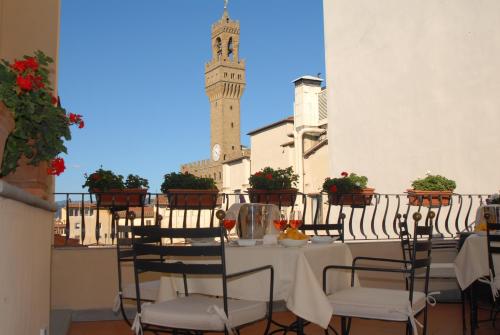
top-left (0, 196), bottom-right (52, 335)
top-left (294, 83), bottom-right (322, 129)
top-left (250, 123), bottom-right (294, 174)
top-left (303, 144), bottom-right (330, 194)
top-left (324, 0), bottom-right (500, 193)
top-left (222, 158), bottom-right (250, 193)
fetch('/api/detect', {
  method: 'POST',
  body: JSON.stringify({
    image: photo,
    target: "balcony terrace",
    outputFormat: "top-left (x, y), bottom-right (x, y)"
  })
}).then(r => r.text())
top-left (47, 191), bottom-right (498, 335)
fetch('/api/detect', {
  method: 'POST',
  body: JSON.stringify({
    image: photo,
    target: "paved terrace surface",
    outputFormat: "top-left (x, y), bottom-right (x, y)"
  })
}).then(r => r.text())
top-left (67, 305), bottom-right (497, 335)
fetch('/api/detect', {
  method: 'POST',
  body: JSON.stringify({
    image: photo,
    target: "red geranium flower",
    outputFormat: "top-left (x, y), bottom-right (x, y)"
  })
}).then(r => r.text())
top-left (91, 173), bottom-right (101, 181)
top-left (16, 75), bottom-right (33, 91)
top-left (47, 157), bottom-right (66, 176)
top-left (265, 173), bottom-right (273, 180)
top-left (341, 171), bottom-right (349, 177)
top-left (51, 96), bottom-right (58, 105)
top-left (78, 120), bottom-right (85, 129)
top-left (11, 60), bottom-right (27, 73)
top-left (329, 185), bottom-right (338, 193)
top-left (255, 171), bottom-right (263, 176)
top-left (24, 57), bottom-right (39, 71)
top-left (33, 75), bottom-right (44, 89)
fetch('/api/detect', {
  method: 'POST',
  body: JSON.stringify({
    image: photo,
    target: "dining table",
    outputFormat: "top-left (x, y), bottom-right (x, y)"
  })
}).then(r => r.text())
top-left (454, 205), bottom-right (500, 333)
top-left (155, 240), bottom-right (357, 330)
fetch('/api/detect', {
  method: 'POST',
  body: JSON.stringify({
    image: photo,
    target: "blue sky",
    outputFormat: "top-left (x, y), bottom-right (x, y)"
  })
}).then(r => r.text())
top-left (56, 0), bottom-right (325, 193)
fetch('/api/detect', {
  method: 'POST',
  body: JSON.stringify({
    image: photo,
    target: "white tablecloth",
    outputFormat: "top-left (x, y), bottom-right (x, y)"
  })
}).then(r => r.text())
top-left (157, 242), bottom-right (356, 329)
top-left (454, 234), bottom-right (500, 291)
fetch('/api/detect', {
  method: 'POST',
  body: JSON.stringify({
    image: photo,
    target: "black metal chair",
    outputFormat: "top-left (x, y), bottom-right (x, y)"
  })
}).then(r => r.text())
top-left (484, 211), bottom-right (500, 326)
top-left (301, 213), bottom-right (346, 243)
top-left (323, 212), bottom-right (434, 335)
top-left (131, 225), bottom-right (274, 335)
top-left (397, 213), bottom-right (466, 334)
top-left (113, 217), bottom-right (161, 325)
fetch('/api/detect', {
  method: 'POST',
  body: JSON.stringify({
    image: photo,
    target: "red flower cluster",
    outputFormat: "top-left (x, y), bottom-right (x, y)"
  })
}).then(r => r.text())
top-left (265, 173), bottom-right (273, 180)
top-left (68, 113), bottom-right (85, 129)
top-left (341, 171), bottom-right (349, 177)
top-left (255, 171), bottom-right (263, 176)
top-left (47, 157), bottom-right (66, 176)
top-left (11, 57), bottom-right (45, 92)
top-left (329, 185), bottom-right (338, 193)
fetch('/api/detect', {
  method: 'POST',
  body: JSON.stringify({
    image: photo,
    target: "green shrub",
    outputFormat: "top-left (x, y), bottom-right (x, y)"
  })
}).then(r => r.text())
top-left (322, 172), bottom-right (368, 193)
top-left (411, 174), bottom-right (456, 191)
top-left (248, 166), bottom-right (298, 190)
top-left (161, 172), bottom-right (217, 192)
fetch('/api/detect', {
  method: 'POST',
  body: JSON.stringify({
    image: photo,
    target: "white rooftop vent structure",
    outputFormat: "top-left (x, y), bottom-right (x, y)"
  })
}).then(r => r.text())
top-left (292, 75), bottom-right (323, 130)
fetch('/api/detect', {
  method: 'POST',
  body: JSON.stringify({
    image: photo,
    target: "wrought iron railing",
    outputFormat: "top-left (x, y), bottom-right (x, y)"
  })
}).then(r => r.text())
top-left (53, 192), bottom-right (489, 246)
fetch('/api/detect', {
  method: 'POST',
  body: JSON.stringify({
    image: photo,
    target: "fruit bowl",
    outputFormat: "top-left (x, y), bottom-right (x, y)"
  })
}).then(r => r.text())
top-left (279, 238), bottom-right (308, 248)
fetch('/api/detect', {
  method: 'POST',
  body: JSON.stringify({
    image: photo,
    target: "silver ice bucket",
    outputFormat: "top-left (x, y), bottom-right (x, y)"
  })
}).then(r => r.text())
top-left (227, 203), bottom-right (279, 239)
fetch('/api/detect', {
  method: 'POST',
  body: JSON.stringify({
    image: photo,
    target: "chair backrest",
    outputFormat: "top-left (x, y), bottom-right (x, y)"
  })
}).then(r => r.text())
top-left (131, 226), bottom-right (228, 313)
top-left (485, 209), bottom-right (500, 278)
top-left (406, 212), bottom-right (434, 303)
top-left (301, 213), bottom-right (346, 242)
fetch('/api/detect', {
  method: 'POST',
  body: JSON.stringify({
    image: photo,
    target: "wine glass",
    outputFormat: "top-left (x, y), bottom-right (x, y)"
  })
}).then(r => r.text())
top-left (289, 210), bottom-right (303, 229)
top-left (273, 209), bottom-right (288, 232)
top-left (223, 211), bottom-right (237, 242)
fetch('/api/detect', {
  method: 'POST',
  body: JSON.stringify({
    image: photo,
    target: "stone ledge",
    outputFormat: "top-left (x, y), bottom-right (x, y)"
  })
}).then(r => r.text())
top-left (0, 180), bottom-right (56, 212)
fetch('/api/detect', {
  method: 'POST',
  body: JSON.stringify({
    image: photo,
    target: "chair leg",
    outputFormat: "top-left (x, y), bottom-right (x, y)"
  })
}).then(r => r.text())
top-left (422, 305), bottom-right (428, 335)
top-left (405, 321), bottom-right (411, 335)
top-left (345, 318), bottom-right (351, 335)
top-left (461, 290), bottom-right (466, 335)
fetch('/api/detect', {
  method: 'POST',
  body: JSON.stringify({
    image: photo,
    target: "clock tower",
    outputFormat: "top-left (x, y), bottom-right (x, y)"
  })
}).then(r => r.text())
top-left (205, 5), bottom-right (245, 163)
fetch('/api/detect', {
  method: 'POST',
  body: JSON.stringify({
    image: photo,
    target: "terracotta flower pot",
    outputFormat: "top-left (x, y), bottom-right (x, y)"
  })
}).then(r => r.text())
top-left (407, 189), bottom-right (452, 207)
top-left (247, 188), bottom-right (298, 207)
top-left (0, 102), bottom-right (15, 170)
top-left (94, 188), bottom-right (147, 208)
top-left (165, 189), bottom-right (219, 209)
top-left (2, 156), bottom-right (52, 200)
top-left (327, 188), bottom-right (375, 207)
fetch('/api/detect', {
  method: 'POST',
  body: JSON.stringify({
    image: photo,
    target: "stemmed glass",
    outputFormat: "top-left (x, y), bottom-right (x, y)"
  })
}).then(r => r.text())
top-left (273, 209), bottom-right (288, 232)
top-left (289, 210), bottom-right (303, 229)
top-left (223, 211), bottom-right (237, 242)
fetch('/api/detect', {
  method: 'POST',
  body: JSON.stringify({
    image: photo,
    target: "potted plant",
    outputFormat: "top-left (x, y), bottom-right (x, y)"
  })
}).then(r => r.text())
top-left (322, 171), bottom-right (375, 206)
top-left (407, 173), bottom-right (456, 207)
top-left (247, 166), bottom-right (299, 206)
top-left (160, 172), bottom-right (218, 209)
top-left (0, 51), bottom-right (83, 199)
top-left (486, 193), bottom-right (500, 205)
top-left (82, 168), bottom-right (149, 208)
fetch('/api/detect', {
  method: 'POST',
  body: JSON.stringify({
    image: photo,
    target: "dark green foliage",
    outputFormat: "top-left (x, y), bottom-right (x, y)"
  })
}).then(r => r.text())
top-left (248, 166), bottom-right (298, 190)
top-left (322, 173), bottom-right (368, 193)
top-left (411, 174), bottom-right (456, 191)
top-left (82, 168), bottom-right (149, 192)
top-left (161, 172), bottom-right (217, 193)
top-left (125, 174), bottom-right (149, 189)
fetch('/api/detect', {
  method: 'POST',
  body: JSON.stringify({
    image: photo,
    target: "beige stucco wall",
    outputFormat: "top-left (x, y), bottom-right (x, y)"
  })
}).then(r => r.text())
top-left (51, 247), bottom-right (160, 310)
top-left (303, 143), bottom-right (329, 194)
top-left (250, 123), bottom-right (294, 174)
top-left (0, 196), bottom-right (53, 335)
top-left (324, 0), bottom-right (500, 193)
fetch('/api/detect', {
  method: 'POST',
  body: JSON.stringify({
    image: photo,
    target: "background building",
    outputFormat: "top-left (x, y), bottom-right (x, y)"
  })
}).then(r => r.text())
top-left (182, 7), bottom-right (250, 187)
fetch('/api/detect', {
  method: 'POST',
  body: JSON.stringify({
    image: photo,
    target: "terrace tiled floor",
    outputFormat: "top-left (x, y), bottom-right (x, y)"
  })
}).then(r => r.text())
top-left (68, 304), bottom-right (498, 335)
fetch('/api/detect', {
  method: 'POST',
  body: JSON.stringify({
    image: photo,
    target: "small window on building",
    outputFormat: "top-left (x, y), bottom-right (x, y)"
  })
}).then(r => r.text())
top-left (224, 72), bottom-right (227, 78)
top-left (231, 122), bottom-right (234, 128)
top-left (223, 154), bottom-right (226, 160)
top-left (219, 172), bottom-right (222, 179)
top-left (232, 146), bottom-right (234, 150)
top-left (230, 105), bottom-right (233, 110)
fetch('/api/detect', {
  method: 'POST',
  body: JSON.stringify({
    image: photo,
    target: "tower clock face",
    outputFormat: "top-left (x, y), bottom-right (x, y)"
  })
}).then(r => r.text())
top-left (212, 144), bottom-right (221, 162)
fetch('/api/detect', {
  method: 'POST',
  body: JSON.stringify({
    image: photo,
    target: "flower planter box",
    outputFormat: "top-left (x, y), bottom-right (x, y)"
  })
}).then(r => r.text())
top-left (0, 102), bottom-right (15, 169)
top-left (94, 188), bottom-right (147, 208)
top-left (247, 188), bottom-right (298, 207)
top-left (165, 189), bottom-right (219, 209)
top-left (407, 190), bottom-right (452, 207)
top-left (327, 188), bottom-right (375, 207)
top-left (2, 157), bottom-right (52, 200)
